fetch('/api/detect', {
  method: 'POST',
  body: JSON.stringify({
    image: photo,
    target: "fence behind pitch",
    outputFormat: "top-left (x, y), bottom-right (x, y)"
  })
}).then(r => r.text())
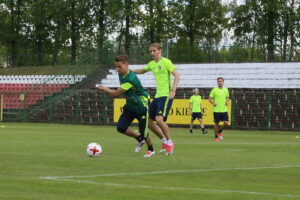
top-left (2, 88), bottom-right (298, 131)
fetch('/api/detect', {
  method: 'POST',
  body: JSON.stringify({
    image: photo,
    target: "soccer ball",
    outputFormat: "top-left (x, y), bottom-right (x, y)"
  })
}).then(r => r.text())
top-left (86, 142), bottom-right (102, 157)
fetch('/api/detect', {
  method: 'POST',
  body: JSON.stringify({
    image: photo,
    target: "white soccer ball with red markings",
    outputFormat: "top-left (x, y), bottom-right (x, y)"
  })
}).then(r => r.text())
top-left (86, 143), bottom-right (102, 157)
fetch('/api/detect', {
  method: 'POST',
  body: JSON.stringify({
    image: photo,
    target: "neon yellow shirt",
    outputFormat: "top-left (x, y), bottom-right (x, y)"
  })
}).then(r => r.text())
top-left (209, 87), bottom-right (229, 112)
top-left (144, 57), bottom-right (175, 98)
top-left (189, 95), bottom-right (202, 113)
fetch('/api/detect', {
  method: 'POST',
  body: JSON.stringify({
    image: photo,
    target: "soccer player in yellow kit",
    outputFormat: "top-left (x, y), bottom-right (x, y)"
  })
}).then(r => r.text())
top-left (133, 43), bottom-right (180, 156)
top-left (189, 88), bottom-right (208, 134)
top-left (209, 77), bottom-right (230, 142)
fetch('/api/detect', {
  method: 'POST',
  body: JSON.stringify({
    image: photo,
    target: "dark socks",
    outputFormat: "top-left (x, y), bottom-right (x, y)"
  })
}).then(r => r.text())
top-left (136, 135), bottom-right (143, 142)
top-left (148, 145), bottom-right (154, 152)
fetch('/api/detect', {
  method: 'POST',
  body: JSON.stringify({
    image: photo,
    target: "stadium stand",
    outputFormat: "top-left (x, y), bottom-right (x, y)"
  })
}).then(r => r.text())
top-left (101, 63), bottom-right (300, 88)
top-left (96, 62), bottom-right (300, 130)
top-left (1, 63), bottom-right (299, 131)
top-left (0, 75), bottom-right (86, 109)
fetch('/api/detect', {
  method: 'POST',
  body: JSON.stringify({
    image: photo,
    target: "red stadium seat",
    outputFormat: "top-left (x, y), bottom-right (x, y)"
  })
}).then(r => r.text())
top-left (0, 75), bottom-right (76, 109)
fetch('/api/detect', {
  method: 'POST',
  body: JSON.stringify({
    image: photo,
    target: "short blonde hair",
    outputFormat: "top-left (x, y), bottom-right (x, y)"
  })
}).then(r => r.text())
top-left (149, 43), bottom-right (162, 50)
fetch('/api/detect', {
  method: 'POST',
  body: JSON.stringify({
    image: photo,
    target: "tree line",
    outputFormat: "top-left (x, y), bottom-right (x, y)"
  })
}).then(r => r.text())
top-left (0, 0), bottom-right (299, 67)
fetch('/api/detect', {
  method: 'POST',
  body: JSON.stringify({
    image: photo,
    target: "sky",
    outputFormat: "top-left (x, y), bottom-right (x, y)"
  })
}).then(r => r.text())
top-left (221, 0), bottom-right (244, 5)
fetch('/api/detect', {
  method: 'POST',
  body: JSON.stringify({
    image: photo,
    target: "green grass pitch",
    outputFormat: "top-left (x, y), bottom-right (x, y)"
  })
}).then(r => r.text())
top-left (0, 123), bottom-right (299, 200)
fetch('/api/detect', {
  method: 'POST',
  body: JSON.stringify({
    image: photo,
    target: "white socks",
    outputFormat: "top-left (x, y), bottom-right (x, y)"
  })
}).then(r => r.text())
top-left (161, 138), bottom-right (167, 144)
top-left (162, 138), bottom-right (173, 145)
top-left (167, 139), bottom-right (173, 145)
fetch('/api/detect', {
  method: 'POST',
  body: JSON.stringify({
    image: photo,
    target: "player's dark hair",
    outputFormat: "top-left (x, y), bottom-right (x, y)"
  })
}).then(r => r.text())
top-left (217, 77), bottom-right (224, 81)
top-left (115, 55), bottom-right (129, 63)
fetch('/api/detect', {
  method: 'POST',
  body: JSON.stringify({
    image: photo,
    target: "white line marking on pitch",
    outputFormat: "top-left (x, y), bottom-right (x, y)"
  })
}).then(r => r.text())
top-left (40, 165), bottom-right (300, 179)
top-left (45, 178), bottom-right (300, 199)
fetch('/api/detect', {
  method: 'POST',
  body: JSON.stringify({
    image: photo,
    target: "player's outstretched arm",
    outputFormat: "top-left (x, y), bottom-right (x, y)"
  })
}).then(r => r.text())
top-left (132, 69), bottom-right (147, 74)
top-left (98, 85), bottom-right (126, 98)
top-left (169, 70), bottom-right (180, 99)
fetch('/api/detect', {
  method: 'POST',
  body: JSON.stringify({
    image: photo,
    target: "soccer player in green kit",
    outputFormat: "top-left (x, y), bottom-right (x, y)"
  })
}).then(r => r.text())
top-left (208, 77), bottom-right (230, 142)
top-left (133, 43), bottom-right (180, 156)
top-left (98, 55), bottom-right (155, 157)
top-left (189, 88), bottom-right (208, 134)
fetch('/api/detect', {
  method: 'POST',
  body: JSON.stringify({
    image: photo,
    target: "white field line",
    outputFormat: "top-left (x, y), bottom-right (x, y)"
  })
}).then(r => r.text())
top-left (40, 165), bottom-right (300, 179)
top-left (46, 178), bottom-right (300, 199)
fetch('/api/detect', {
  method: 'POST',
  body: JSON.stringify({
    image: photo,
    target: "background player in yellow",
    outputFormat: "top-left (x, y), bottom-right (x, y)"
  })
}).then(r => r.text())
top-left (133, 43), bottom-right (180, 156)
top-left (208, 77), bottom-right (230, 142)
top-left (189, 88), bottom-right (208, 134)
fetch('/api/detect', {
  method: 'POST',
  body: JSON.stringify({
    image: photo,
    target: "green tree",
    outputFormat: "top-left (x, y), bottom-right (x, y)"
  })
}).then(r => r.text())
top-left (64, 0), bottom-right (91, 65)
top-left (230, 0), bottom-right (263, 61)
top-left (231, 0), bottom-right (299, 62)
top-left (170, 0), bottom-right (227, 62)
top-left (28, 0), bottom-right (53, 65)
top-left (169, 0), bottom-right (203, 61)
top-left (142, 0), bottom-right (170, 43)
top-left (115, 0), bottom-right (142, 56)
top-left (47, 0), bottom-right (69, 65)
top-left (200, 0), bottom-right (228, 62)
top-left (93, 0), bottom-right (108, 62)
top-left (261, 0), bottom-right (281, 61)
top-left (288, 0), bottom-right (299, 61)
top-left (0, 0), bottom-right (28, 67)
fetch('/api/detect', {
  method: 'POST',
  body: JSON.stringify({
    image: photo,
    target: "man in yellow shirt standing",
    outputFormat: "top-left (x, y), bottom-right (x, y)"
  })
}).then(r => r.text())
top-left (133, 43), bottom-right (180, 156)
top-left (208, 77), bottom-right (230, 142)
top-left (189, 88), bottom-right (208, 134)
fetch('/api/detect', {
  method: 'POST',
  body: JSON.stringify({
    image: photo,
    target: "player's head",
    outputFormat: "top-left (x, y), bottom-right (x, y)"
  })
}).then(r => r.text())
top-left (149, 43), bottom-right (162, 61)
top-left (193, 88), bottom-right (199, 95)
top-left (217, 77), bottom-right (224, 88)
top-left (115, 55), bottom-right (129, 75)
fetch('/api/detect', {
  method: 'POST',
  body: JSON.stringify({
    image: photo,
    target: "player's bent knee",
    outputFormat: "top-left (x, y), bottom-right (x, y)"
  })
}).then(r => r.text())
top-left (117, 125), bottom-right (127, 134)
top-left (155, 116), bottom-right (164, 123)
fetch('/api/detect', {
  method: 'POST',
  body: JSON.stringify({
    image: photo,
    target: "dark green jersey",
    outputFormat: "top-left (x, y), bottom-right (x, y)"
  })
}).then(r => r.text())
top-left (119, 70), bottom-right (149, 115)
